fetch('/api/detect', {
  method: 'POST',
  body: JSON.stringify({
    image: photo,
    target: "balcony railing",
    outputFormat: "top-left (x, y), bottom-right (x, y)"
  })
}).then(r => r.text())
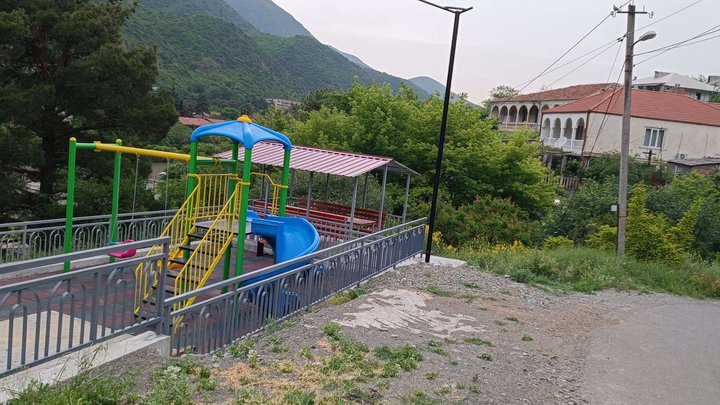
top-left (498, 122), bottom-right (540, 131)
top-left (540, 137), bottom-right (583, 154)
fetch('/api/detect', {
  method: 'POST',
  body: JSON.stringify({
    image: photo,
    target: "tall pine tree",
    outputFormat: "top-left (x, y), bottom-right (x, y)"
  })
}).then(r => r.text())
top-left (0, 0), bottom-right (177, 196)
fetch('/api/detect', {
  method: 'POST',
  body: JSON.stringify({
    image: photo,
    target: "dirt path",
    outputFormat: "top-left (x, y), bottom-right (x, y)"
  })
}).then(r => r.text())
top-left (582, 300), bottom-right (720, 405)
top-left (98, 261), bottom-right (719, 404)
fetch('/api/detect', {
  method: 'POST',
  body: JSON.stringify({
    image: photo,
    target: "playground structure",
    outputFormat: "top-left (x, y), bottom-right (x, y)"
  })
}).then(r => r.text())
top-left (63, 115), bottom-right (320, 314)
top-left (0, 116), bottom-right (426, 377)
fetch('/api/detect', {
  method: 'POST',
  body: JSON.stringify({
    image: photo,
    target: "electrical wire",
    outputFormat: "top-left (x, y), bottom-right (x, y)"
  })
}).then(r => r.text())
top-left (513, 1), bottom-right (630, 93)
top-left (636, 24), bottom-right (720, 56)
top-left (513, 0), bottom-right (703, 93)
top-left (544, 40), bottom-right (623, 89)
top-left (634, 24), bottom-right (720, 66)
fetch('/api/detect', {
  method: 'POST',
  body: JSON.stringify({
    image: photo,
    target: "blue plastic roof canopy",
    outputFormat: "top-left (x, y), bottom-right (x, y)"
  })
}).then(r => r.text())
top-left (189, 115), bottom-right (292, 150)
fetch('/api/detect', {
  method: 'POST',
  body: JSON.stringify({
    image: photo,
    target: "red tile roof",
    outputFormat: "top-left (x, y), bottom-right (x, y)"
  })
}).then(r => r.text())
top-left (501, 83), bottom-right (618, 102)
top-left (543, 89), bottom-right (720, 128)
top-left (179, 116), bottom-right (224, 126)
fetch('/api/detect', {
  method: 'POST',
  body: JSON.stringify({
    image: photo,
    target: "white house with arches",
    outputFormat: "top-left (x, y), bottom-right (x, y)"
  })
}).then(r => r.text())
top-left (540, 88), bottom-right (720, 161)
top-left (489, 83), bottom-right (617, 131)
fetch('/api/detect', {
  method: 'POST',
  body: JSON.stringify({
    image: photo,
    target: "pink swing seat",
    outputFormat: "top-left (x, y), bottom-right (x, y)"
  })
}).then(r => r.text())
top-left (109, 240), bottom-right (137, 259)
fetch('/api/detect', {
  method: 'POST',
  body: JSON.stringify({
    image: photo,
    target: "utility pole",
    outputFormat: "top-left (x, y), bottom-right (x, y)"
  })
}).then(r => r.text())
top-left (419, 0), bottom-right (472, 263)
top-left (615, 4), bottom-right (654, 256)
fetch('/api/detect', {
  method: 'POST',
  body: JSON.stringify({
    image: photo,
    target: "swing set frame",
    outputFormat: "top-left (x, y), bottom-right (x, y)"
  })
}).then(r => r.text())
top-left (62, 137), bottom-right (236, 271)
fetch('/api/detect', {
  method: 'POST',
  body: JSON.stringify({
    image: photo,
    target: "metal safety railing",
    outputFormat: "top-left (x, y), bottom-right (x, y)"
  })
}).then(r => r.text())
top-left (0, 210), bottom-right (177, 264)
top-left (164, 218), bottom-right (426, 355)
top-left (0, 238), bottom-right (170, 376)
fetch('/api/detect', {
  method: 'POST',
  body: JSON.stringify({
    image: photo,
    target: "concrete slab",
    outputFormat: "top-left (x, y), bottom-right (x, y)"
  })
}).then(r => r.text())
top-left (396, 254), bottom-right (466, 268)
top-left (0, 331), bottom-right (169, 402)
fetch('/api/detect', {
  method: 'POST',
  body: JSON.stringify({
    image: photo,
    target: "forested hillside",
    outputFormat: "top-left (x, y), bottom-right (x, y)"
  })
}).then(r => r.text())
top-left (224, 0), bottom-right (312, 37)
top-left (124, 0), bottom-right (425, 107)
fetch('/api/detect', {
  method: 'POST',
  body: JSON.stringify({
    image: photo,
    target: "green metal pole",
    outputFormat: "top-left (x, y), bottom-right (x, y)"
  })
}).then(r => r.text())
top-left (234, 147), bottom-right (253, 277)
top-left (185, 141), bottom-right (199, 237)
top-left (110, 139), bottom-right (122, 238)
top-left (108, 139), bottom-right (123, 264)
top-left (63, 138), bottom-right (78, 272)
top-left (223, 142), bottom-right (240, 289)
top-left (279, 149), bottom-right (291, 216)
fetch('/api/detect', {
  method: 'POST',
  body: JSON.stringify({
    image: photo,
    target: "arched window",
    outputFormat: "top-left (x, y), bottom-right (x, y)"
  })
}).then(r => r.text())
top-left (542, 118), bottom-right (551, 139)
top-left (509, 106), bottom-right (518, 123)
top-left (563, 118), bottom-right (573, 139)
top-left (490, 106), bottom-right (500, 119)
top-left (518, 106), bottom-right (528, 122)
top-left (500, 106), bottom-right (508, 122)
top-left (528, 105), bottom-right (539, 123)
top-left (575, 118), bottom-right (585, 140)
top-left (552, 118), bottom-right (562, 139)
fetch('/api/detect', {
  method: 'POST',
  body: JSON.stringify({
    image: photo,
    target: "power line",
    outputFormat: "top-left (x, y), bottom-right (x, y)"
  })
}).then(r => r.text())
top-left (513, 0), bottom-right (703, 93)
top-left (544, 40), bottom-right (623, 89)
top-left (513, 1), bottom-right (630, 93)
top-left (635, 32), bottom-right (720, 66)
top-left (635, 0), bottom-right (704, 32)
top-left (635, 23), bottom-right (720, 56)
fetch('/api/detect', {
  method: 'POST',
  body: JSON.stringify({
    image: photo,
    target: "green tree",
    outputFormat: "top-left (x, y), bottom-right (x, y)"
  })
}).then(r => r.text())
top-left (220, 107), bottom-right (240, 120)
top-left (0, 0), bottom-right (177, 196)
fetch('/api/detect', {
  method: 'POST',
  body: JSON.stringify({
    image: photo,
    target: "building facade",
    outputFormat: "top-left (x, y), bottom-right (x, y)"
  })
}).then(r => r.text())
top-left (540, 89), bottom-right (720, 162)
top-left (488, 83), bottom-right (617, 131)
top-left (633, 71), bottom-right (717, 102)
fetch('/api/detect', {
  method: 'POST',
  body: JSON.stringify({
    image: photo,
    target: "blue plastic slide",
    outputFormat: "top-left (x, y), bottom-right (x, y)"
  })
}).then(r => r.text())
top-left (243, 212), bottom-right (320, 286)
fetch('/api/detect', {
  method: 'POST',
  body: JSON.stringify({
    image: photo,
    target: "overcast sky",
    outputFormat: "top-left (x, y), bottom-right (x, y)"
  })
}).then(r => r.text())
top-left (273, 0), bottom-right (720, 103)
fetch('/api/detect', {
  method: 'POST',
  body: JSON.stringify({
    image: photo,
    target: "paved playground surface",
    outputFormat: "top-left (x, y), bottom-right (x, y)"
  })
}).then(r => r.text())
top-left (58, 261), bottom-right (720, 404)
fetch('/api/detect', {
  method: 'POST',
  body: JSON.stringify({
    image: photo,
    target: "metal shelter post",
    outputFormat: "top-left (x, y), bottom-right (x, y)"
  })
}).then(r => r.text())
top-left (348, 177), bottom-right (359, 239)
top-left (305, 172), bottom-right (314, 218)
top-left (378, 165), bottom-right (388, 231)
top-left (362, 173), bottom-right (369, 208)
top-left (324, 173), bottom-right (331, 202)
top-left (402, 174), bottom-right (411, 223)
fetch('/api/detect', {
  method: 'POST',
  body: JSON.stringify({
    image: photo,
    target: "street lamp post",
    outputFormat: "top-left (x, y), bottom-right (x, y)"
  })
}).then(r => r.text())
top-left (420, 0), bottom-right (472, 263)
top-left (616, 3), bottom-right (655, 256)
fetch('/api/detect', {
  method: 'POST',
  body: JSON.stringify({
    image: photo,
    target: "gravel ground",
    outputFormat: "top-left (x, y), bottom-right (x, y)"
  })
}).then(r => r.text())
top-left (97, 261), bottom-right (707, 404)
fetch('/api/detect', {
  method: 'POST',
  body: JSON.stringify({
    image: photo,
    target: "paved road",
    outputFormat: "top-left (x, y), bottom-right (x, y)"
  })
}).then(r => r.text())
top-left (583, 301), bottom-right (720, 404)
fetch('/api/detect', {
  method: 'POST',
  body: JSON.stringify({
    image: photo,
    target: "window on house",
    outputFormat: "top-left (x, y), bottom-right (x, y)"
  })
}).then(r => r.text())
top-left (643, 127), bottom-right (665, 149)
top-left (696, 92), bottom-right (702, 100)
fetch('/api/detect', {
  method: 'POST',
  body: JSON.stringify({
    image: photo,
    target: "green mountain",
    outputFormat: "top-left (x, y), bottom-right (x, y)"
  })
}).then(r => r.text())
top-left (224, 0), bottom-right (312, 37)
top-left (124, 0), bottom-right (424, 107)
top-left (409, 76), bottom-right (471, 104)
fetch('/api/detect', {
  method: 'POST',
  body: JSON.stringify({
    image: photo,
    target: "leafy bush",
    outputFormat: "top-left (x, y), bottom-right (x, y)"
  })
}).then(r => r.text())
top-left (543, 236), bottom-right (573, 249)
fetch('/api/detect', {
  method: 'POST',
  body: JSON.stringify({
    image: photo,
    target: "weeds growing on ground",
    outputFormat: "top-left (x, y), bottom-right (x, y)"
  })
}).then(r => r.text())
top-left (454, 246), bottom-right (720, 298)
top-left (329, 287), bottom-right (368, 305)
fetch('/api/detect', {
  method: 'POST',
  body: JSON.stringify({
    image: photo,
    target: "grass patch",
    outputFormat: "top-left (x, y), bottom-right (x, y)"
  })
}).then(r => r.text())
top-left (463, 337), bottom-right (494, 347)
top-left (522, 334), bottom-right (534, 342)
top-left (6, 372), bottom-right (137, 405)
top-left (456, 246), bottom-right (720, 299)
top-left (425, 285), bottom-right (453, 297)
top-left (505, 316), bottom-right (519, 322)
top-left (374, 344), bottom-right (423, 371)
top-left (425, 371), bottom-right (439, 380)
top-left (227, 338), bottom-right (255, 358)
top-left (329, 287), bottom-right (368, 305)
top-left (400, 389), bottom-right (441, 405)
top-left (462, 282), bottom-right (481, 289)
top-left (494, 320), bottom-right (506, 326)
top-left (478, 353), bottom-right (493, 361)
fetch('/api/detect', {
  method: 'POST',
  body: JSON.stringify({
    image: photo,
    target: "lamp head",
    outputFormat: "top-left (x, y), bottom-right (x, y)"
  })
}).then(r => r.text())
top-left (638, 31), bottom-right (657, 42)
